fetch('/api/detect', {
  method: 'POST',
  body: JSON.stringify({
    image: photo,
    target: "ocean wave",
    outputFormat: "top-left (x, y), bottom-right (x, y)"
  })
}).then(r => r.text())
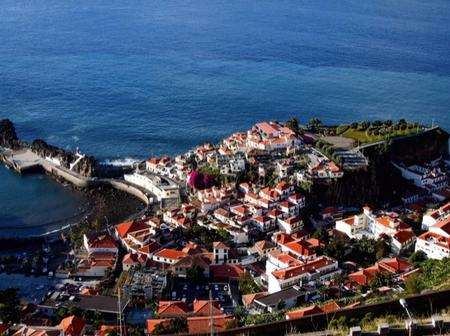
top-left (101, 157), bottom-right (141, 167)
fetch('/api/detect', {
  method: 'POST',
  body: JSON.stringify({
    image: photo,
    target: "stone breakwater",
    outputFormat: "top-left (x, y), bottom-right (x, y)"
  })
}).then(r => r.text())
top-left (0, 119), bottom-right (152, 203)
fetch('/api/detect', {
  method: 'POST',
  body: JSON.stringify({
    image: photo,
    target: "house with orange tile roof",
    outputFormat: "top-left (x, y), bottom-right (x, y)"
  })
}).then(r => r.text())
top-left (153, 249), bottom-right (187, 265)
top-left (83, 232), bottom-right (118, 254)
top-left (415, 231), bottom-right (450, 260)
top-left (241, 292), bottom-right (268, 308)
top-left (210, 264), bottom-right (245, 281)
top-left (157, 301), bottom-right (190, 318)
top-left (278, 216), bottom-right (303, 234)
top-left (169, 254), bottom-right (210, 278)
top-left (335, 206), bottom-right (416, 254)
top-left (122, 253), bottom-right (141, 271)
top-left (285, 304), bottom-right (323, 319)
top-left (422, 201), bottom-right (450, 230)
top-left (145, 318), bottom-right (171, 335)
top-left (115, 219), bottom-right (154, 253)
top-left (252, 215), bottom-right (276, 232)
top-left (59, 316), bottom-right (85, 336)
top-left (187, 315), bottom-right (236, 334)
top-left (192, 300), bottom-right (223, 317)
top-left (347, 257), bottom-right (413, 287)
top-left (286, 301), bottom-right (342, 320)
top-left (74, 251), bottom-right (117, 277)
top-left (267, 255), bottom-right (340, 294)
top-left (279, 238), bottom-right (319, 261)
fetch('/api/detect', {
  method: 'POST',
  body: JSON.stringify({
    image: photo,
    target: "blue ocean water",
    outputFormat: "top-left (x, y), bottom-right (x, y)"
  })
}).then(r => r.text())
top-left (1, 0), bottom-right (450, 236)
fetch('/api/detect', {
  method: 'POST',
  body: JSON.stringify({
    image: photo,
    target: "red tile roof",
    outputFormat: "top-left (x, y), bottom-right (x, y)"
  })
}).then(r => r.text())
top-left (115, 220), bottom-right (149, 238)
top-left (59, 316), bottom-right (85, 336)
top-left (154, 249), bottom-right (187, 260)
top-left (193, 300), bottom-right (222, 317)
top-left (272, 256), bottom-right (335, 280)
top-left (187, 315), bottom-right (236, 334)
top-left (86, 233), bottom-right (117, 249)
top-left (157, 301), bottom-right (190, 318)
top-left (210, 264), bottom-right (245, 281)
top-left (286, 305), bottom-right (323, 319)
top-left (146, 319), bottom-right (171, 334)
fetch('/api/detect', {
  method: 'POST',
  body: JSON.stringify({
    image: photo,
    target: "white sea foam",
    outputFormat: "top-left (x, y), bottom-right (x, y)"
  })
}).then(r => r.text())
top-left (101, 157), bottom-right (140, 167)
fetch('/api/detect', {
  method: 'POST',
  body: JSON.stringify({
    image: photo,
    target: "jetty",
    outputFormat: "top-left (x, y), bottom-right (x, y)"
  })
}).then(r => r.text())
top-left (1, 147), bottom-right (156, 206)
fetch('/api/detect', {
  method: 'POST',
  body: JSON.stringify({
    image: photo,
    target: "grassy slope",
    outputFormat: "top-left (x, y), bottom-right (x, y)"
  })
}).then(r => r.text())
top-left (342, 128), bottom-right (420, 144)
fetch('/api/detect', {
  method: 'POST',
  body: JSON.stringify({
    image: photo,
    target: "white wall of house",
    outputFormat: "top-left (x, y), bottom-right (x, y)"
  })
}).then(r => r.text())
top-left (415, 238), bottom-right (449, 260)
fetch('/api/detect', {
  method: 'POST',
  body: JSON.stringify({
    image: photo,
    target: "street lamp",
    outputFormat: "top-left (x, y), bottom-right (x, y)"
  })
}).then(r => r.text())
top-left (399, 298), bottom-right (414, 336)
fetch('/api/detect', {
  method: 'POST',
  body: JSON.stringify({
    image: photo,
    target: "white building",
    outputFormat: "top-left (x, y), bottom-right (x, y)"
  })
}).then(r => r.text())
top-left (267, 255), bottom-right (340, 294)
top-left (335, 207), bottom-right (415, 253)
top-left (415, 231), bottom-right (450, 260)
top-left (392, 161), bottom-right (448, 193)
top-left (422, 202), bottom-right (450, 230)
top-left (124, 171), bottom-right (180, 202)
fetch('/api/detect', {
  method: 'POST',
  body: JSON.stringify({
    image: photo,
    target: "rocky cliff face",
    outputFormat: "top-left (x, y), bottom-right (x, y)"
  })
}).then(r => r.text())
top-left (310, 127), bottom-right (449, 207)
top-left (0, 119), bottom-right (19, 149)
top-left (31, 139), bottom-right (97, 177)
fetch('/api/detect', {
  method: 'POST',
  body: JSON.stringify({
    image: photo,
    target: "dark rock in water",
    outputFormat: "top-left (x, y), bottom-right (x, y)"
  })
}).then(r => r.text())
top-left (0, 119), bottom-right (19, 149)
top-left (31, 139), bottom-right (97, 177)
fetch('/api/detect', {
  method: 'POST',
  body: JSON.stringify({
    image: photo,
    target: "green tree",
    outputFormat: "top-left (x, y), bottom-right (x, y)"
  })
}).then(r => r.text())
top-left (307, 118), bottom-right (322, 132)
top-left (276, 300), bottom-right (286, 311)
top-left (408, 251), bottom-right (427, 267)
top-left (286, 117), bottom-right (300, 134)
top-left (404, 273), bottom-right (424, 294)
top-left (238, 272), bottom-right (261, 295)
top-left (186, 266), bottom-right (205, 283)
top-left (369, 272), bottom-right (392, 291)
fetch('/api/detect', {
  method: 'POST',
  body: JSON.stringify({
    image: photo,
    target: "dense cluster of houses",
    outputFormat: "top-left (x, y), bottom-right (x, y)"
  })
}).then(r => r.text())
top-left (9, 120), bottom-right (450, 335)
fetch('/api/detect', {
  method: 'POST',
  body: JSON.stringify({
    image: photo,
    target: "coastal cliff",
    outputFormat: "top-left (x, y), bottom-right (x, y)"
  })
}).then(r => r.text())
top-left (310, 127), bottom-right (449, 207)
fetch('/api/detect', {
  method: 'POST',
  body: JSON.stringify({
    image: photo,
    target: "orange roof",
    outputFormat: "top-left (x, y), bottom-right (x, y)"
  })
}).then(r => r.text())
top-left (86, 233), bottom-right (117, 249)
top-left (241, 292), bottom-right (267, 307)
top-left (276, 181), bottom-right (291, 191)
top-left (115, 220), bottom-right (149, 238)
top-left (138, 241), bottom-right (161, 255)
top-left (342, 216), bottom-right (355, 225)
top-left (95, 325), bottom-right (118, 336)
top-left (378, 257), bottom-right (412, 273)
top-left (210, 264), bottom-right (245, 281)
top-left (256, 122), bottom-right (280, 135)
top-left (123, 253), bottom-right (139, 265)
top-left (59, 316), bottom-right (85, 336)
top-left (393, 230), bottom-right (415, 244)
top-left (213, 241), bottom-right (229, 249)
top-left (418, 231), bottom-right (450, 249)
top-left (435, 217), bottom-right (450, 235)
top-left (286, 305), bottom-right (323, 319)
top-left (193, 300), bottom-right (222, 317)
top-left (275, 232), bottom-right (294, 245)
top-left (80, 287), bottom-right (98, 296)
top-left (154, 248), bottom-right (187, 260)
top-left (157, 301), bottom-right (190, 317)
top-left (271, 252), bottom-right (302, 267)
top-left (146, 319), bottom-right (171, 334)
top-left (272, 256), bottom-right (335, 280)
top-left (283, 239), bottom-right (316, 256)
top-left (187, 315), bottom-right (236, 335)
top-left (320, 301), bottom-right (341, 313)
